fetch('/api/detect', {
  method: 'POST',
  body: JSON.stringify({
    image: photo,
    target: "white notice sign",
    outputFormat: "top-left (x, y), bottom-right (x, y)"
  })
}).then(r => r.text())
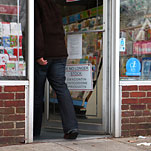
top-left (65, 64), bottom-right (93, 91)
top-left (67, 34), bottom-right (82, 59)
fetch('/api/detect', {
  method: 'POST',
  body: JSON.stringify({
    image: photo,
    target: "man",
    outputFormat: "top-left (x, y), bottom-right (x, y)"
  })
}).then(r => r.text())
top-left (34, 0), bottom-right (78, 139)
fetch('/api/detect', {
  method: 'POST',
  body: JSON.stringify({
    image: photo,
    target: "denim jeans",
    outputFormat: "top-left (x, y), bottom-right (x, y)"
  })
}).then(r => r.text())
top-left (34, 58), bottom-right (78, 136)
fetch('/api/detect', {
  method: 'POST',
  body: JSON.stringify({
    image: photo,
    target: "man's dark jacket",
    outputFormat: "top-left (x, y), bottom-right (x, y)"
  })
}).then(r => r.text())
top-left (34, 0), bottom-right (68, 60)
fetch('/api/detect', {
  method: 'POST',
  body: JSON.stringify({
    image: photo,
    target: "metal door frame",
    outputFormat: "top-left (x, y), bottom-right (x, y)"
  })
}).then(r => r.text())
top-left (26, 0), bottom-right (34, 143)
top-left (26, 0), bottom-right (122, 142)
top-left (43, 0), bottom-right (111, 135)
top-left (110, 0), bottom-right (121, 137)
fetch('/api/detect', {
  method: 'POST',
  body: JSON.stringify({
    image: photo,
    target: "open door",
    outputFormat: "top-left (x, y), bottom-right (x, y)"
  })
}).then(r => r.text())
top-left (43, 0), bottom-right (110, 137)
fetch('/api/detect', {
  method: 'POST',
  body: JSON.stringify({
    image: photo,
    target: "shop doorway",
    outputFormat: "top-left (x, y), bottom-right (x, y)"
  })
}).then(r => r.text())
top-left (36, 0), bottom-right (110, 140)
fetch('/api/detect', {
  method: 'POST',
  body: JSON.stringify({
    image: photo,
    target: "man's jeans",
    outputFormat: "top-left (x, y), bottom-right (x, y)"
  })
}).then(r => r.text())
top-left (34, 58), bottom-right (78, 136)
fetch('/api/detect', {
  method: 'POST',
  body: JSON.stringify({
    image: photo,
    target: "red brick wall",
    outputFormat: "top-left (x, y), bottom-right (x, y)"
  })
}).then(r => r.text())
top-left (0, 86), bottom-right (25, 146)
top-left (121, 85), bottom-right (151, 137)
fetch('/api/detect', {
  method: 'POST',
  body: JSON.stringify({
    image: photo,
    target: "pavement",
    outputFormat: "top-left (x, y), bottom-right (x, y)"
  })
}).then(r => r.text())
top-left (1, 135), bottom-right (151, 151)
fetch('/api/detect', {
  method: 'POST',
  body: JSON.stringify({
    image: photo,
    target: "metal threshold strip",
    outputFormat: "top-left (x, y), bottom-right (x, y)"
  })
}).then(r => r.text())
top-left (34, 135), bottom-right (112, 143)
top-left (34, 126), bottom-right (112, 143)
top-left (43, 126), bottom-right (107, 135)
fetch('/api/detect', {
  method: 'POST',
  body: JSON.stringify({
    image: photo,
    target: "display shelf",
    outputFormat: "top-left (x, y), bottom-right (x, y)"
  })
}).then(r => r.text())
top-left (120, 24), bottom-right (142, 31)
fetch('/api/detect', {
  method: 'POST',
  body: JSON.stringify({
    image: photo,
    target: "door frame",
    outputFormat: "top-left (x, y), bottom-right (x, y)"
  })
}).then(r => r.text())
top-left (26, 0), bottom-right (34, 143)
top-left (109, 0), bottom-right (121, 137)
top-left (27, 0), bottom-right (122, 142)
top-left (43, 0), bottom-right (111, 135)
top-left (102, 0), bottom-right (110, 133)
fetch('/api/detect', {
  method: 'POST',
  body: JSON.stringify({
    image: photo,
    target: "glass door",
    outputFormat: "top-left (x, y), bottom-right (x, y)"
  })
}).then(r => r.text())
top-left (43, 0), bottom-right (109, 135)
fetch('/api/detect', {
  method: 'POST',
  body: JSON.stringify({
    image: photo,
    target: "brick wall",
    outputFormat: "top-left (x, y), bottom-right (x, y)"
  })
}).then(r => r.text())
top-left (121, 85), bottom-right (151, 137)
top-left (0, 86), bottom-right (25, 146)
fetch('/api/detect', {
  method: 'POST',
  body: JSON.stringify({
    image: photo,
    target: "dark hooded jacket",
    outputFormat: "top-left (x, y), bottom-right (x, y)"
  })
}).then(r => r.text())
top-left (34, 0), bottom-right (68, 60)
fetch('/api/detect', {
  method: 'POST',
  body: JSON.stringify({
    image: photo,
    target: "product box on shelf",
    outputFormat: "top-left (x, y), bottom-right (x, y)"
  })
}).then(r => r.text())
top-left (6, 61), bottom-right (16, 76)
top-left (133, 41), bottom-right (142, 54)
top-left (141, 57), bottom-right (151, 78)
top-left (0, 54), bottom-right (9, 63)
top-left (0, 62), bottom-right (5, 76)
top-left (9, 55), bottom-right (17, 61)
top-left (18, 61), bottom-right (26, 76)
top-left (0, 62), bottom-right (6, 70)
top-left (3, 36), bottom-right (10, 47)
top-left (2, 23), bottom-right (10, 36)
top-left (147, 29), bottom-right (151, 40)
top-left (147, 41), bottom-right (151, 53)
top-left (4, 47), bottom-right (14, 55)
top-left (133, 41), bottom-right (151, 54)
top-left (19, 36), bottom-right (22, 47)
top-left (10, 35), bottom-right (17, 47)
top-left (13, 48), bottom-right (22, 58)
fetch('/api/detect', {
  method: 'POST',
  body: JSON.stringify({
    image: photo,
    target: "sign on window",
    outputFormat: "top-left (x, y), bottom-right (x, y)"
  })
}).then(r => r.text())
top-left (65, 64), bottom-right (93, 91)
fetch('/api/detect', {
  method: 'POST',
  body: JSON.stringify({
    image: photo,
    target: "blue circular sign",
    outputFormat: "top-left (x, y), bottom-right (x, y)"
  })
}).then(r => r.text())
top-left (126, 58), bottom-right (141, 76)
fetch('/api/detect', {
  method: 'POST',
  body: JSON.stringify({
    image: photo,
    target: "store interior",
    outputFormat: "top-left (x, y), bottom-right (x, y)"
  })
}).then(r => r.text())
top-left (35, 0), bottom-right (105, 141)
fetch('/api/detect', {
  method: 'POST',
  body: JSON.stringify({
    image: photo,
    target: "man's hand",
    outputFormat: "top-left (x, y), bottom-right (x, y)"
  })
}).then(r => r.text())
top-left (37, 57), bottom-right (48, 65)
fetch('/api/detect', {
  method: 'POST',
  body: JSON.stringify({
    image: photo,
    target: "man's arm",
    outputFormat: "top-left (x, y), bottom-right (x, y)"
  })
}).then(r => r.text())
top-left (34, 1), bottom-right (45, 60)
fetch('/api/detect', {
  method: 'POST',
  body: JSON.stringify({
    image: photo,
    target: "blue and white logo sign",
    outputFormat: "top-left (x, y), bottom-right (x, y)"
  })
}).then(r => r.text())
top-left (126, 58), bottom-right (141, 76)
top-left (120, 38), bottom-right (125, 52)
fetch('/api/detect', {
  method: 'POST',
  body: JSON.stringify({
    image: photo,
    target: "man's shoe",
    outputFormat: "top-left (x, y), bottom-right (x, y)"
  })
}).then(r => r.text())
top-left (64, 129), bottom-right (78, 139)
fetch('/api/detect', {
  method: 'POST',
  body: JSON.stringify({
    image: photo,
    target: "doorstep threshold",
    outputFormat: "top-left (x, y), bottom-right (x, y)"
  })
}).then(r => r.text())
top-left (33, 135), bottom-right (112, 143)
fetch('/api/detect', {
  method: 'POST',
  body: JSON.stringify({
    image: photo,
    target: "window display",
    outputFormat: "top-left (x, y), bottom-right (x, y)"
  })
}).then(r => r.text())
top-left (120, 0), bottom-right (151, 80)
top-left (0, 0), bottom-right (26, 79)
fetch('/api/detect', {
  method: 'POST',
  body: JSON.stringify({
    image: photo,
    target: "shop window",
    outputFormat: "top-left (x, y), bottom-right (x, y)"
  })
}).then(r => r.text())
top-left (120, 0), bottom-right (151, 80)
top-left (0, 0), bottom-right (26, 80)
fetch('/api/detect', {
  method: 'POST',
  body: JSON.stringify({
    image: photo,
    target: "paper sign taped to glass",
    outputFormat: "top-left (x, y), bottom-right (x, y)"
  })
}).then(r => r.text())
top-left (65, 64), bottom-right (93, 91)
top-left (67, 34), bottom-right (82, 59)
